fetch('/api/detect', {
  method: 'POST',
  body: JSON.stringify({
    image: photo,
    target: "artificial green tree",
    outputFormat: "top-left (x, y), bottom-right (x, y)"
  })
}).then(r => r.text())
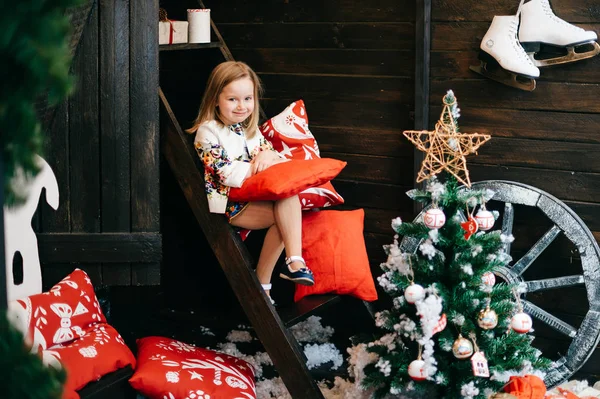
top-left (1, 0), bottom-right (82, 205)
top-left (0, 0), bottom-right (82, 396)
top-left (0, 310), bottom-right (66, 398)
top-left (359, 91), bottom-right (551, 398)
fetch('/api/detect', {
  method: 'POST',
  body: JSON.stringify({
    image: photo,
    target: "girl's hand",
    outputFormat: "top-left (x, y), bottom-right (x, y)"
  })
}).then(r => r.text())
top-left (251, 151), bottom-right (281, 174)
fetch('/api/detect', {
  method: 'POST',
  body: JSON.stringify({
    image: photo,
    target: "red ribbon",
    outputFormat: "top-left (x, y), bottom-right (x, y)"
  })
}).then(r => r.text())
top-left (168, 20), bottom-right (174, 45)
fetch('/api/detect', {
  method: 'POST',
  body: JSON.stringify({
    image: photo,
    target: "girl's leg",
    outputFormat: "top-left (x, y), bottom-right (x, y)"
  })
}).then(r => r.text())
top-left (273, 195), bottom-right (305, 271)
top-left (230, 202), bottom-right (283, 294)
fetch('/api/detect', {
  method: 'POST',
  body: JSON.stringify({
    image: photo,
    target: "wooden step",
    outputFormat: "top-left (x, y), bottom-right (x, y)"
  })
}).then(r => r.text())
top-left (159, 41), bottom-right (223, 52)
top-left (78, 366), bottom-right (135, 399)
top-left (280, 294), bottom-right (342, 328)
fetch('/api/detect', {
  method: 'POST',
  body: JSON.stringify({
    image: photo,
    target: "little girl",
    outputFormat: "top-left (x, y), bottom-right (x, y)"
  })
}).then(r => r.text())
top-left (187, 61), bottom-right (314, 304)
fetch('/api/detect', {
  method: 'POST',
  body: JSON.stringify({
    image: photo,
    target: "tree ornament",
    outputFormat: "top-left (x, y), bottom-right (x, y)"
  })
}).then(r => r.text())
top-left (408, 344), bottom-right (428, 381)
top-left (408, 358), bottom-right (427, 381)
top-left (403, 93), bottom-right (491, 187)
top-left (423, 207), bottom-right (446, 229)
top-left (404, 282), bottom-right (425, 304)
top-left (432, 313), bottom-right (447, 335)
top-left (475, 208), bottom-right (495, 231)
top-left (511, 311), bottom-right (533, 334)
top-left (452, 334), bottom-right (474, 359)
top-left (481, 272), bottom-right (496, 287)
top-left (468, 333), bottom-right (490, 377)
top-left (477, 306), bottom-right (499, 330)
top-left (461, 202), bottom-right (479, 240)
top-left (510, 294), bottom-right (533, 334)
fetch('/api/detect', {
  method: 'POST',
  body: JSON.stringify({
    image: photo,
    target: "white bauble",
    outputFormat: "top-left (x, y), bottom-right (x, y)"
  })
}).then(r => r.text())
top-left (423, 208), bottom-right (446, 229)
top-left (475, 209), bottom-right (495, 231)
top-left (408, 359), bottom-right (427, 381)
top-left (404, 283), bottom-right (425, 304)
top-left (481, 271), bottom-right (496, 287)
top-left (511, 312), bottom-right (533, 334)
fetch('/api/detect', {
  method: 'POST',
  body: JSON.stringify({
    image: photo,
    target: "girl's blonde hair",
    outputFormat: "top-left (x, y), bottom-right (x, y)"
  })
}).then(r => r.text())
top-left (186, 61), bottom-right (263, 138)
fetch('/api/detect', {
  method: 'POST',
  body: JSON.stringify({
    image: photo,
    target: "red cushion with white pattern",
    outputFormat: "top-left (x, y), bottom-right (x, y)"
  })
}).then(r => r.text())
top-left (129, 336), bottom-right (256, 399)
top-left (260, 100), bottom-right (344, 209)
top-left (9, 269), bottom-right (106, 352)
top-left (43, 323), bottom-right (136, 397)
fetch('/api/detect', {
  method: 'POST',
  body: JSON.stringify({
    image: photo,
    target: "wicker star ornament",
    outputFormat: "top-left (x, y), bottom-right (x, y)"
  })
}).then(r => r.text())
top-left (403, 93), bottom-right (490, 187)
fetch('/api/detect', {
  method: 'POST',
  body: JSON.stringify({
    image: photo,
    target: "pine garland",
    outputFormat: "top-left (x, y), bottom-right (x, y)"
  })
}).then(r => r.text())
top-left (1, 0), bottom-right (82, 205)
top-left (0, 311), bottom-right (65, 398)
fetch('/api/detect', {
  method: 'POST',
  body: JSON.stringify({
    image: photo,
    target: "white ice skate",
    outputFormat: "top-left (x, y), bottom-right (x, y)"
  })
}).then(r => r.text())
top-left (470, 15), bottom-right (540, 91)
top-left (519, 0), bottom-right (600, 67)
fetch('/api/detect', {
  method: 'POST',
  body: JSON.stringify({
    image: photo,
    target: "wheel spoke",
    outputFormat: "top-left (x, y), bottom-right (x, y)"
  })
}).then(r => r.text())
top-left (524, 275), bottom-right (585, 293)
top-left (521, 300), bottom-right (578, 338)
top-left (511, 225), bottom-right (561, 276)
top-left (501, 203), bottom-right (514, 254)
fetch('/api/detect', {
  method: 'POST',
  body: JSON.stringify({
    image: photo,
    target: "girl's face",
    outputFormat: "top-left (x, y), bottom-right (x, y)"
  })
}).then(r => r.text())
top-left (217, 77), bottom-right (255, 126)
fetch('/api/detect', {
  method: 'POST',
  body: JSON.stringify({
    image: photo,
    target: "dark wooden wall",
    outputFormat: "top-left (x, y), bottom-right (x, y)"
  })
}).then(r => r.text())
top-left (39, 0), bottom-right (161, 287)
top-left (430, 0), bottom-right (600, 381)
top-left (203, 0), bottom-right (418, 271)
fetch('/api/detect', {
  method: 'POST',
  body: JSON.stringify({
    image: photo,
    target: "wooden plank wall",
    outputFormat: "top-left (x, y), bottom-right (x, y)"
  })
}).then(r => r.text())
top-left (430, 0), bottom-right (600, 381)
top-left (203, 0), bottom-right (418, 270)
top-left (38, 0), bottom-right (161, 287)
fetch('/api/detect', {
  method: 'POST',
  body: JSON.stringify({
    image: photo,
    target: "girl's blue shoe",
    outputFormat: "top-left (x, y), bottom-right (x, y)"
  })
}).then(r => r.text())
top-left (279, 256), bottom-right (315, 286)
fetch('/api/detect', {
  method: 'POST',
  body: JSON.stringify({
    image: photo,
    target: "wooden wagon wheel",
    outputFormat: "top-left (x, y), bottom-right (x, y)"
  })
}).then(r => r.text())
top-left (399, 180), bottom-right (600, 387)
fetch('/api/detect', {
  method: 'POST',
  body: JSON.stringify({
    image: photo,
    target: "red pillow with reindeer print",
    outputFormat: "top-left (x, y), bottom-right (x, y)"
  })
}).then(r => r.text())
top-left (9, 269), bottom-right (106, 352)
top-left (260, 100), bottom-right (345, 209)
top-left (129, 336), bottom-right (256, 399)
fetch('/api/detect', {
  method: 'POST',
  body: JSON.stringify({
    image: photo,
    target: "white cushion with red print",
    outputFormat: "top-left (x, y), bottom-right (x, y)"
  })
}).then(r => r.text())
top-left (129, 336), bottom-right (256, 399)
top-left (259, 100), bottom-right (344, 209)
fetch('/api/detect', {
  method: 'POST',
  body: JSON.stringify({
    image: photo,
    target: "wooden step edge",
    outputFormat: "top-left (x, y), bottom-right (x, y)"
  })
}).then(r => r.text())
top-left (159, 41), bottom-right (223, 51)
top-left (78, 365), bottom-right (134, 398)
top-left (309, 359), bottom-right (350, 382)
top-left (280, 294), bottom-right (343, 328)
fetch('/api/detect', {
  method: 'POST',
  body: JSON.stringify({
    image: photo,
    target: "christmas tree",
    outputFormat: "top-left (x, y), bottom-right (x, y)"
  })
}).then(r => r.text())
top-left (359, 91), bottom-right (551, 398)
top-left (0, 311), bottom-right (65, 398)
top-left (1, 0), bottom-right (82, 205)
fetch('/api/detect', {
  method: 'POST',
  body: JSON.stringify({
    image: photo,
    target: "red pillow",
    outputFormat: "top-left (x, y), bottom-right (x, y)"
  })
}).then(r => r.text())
top-left (43, 323), bottom-right (136, 397)
top-left (229, 158), bottom-right (346, 202)
top-left (9, 269), bottom-right (106, 352)
top-left (294, 209), bottom-right (378, 302)
top-left (260, 100), bottom-right (345, 209)
top-left (129, 336), bottom-right (256, 399)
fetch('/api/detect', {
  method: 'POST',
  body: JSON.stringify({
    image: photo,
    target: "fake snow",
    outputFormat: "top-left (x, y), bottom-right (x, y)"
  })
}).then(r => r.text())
top-left (305, 343), bottom-right (343, 370)
top-left (226, 330), bottom-right (253, 343)
top-left (290, 316), bottom-right (334, 343)
top-left (460, 381), bottom-right (479, 399)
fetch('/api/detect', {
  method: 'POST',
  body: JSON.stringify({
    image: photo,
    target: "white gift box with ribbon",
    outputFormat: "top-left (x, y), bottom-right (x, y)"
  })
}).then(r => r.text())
top-left (188, 9), bottom-right (211, 43)
top-left (159, 20), bottom-right (189, 45)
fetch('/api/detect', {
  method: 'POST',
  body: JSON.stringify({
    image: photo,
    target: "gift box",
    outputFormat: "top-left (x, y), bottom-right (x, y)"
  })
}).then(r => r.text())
top-left (159, 20), bottom-right (188, 45)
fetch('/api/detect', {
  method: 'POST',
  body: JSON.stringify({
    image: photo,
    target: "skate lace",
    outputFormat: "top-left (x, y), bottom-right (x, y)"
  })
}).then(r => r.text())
top-left (509, 20), bottom-right (536, 67)
top-left (540, 0), bottom-right (584, 31)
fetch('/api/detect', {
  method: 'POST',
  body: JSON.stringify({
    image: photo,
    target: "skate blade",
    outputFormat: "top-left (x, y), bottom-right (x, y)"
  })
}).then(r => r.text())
top-left (469, 63), bottom-right (536, 91)
top-left (530, 41), bottom-right (600, 67)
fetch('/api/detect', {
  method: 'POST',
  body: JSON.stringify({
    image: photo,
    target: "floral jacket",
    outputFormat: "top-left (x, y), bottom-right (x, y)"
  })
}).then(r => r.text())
top-left (194, 120), bottom-right (280, 213)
